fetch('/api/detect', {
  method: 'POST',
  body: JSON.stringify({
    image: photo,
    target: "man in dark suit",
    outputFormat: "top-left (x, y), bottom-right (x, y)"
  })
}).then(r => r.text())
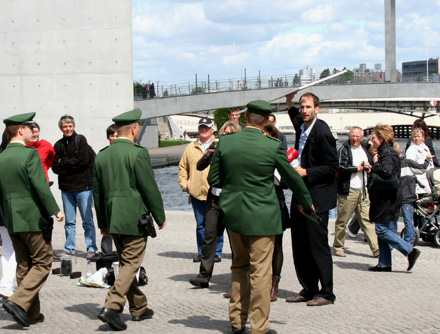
top-left (286, 91), bottom-right (338, 306)
top-left (209, 100), bottom-right (313, 334)
top-left (94, 109), bottom-right (166, 331)
top-left (0, 112), bottom-right (64, 327)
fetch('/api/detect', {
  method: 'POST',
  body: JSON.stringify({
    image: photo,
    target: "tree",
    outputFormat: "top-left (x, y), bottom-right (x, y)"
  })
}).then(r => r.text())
top-left (191, 86), bottom-right (205, 94)
top-left (163, 89), bottom-right (169, 97)
top-left (213, 107), bottom-right (246, 130)
top-left (293, 74), bottom-right (300, 85)
top-left (342, 70), bottom-right (354, 83)
top-left (320, 68), bottom-right (331, 79)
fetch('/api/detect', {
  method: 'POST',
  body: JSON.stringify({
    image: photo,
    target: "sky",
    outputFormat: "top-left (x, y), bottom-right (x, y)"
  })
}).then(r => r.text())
top-left (132, 0), bottom-right (440, 86)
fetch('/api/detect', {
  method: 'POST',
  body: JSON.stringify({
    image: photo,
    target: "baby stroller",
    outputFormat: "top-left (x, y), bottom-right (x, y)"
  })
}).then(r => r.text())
top-left (404, 167), bottom-right (440, 247)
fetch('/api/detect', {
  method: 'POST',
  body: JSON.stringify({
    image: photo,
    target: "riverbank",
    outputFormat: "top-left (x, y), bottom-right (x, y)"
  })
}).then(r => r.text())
top-left (149, 143), bottom-right (189, 168)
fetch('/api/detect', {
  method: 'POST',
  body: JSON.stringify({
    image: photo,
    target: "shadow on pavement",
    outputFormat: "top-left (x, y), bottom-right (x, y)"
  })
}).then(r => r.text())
top-left (157, 251), bottom-right (232, 260)
top-left (169, 316), bottom-right (231, 333)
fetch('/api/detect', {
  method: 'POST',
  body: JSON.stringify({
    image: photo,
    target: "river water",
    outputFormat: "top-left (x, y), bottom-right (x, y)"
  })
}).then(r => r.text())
top-left (155, 136), bottom-right (440, 212)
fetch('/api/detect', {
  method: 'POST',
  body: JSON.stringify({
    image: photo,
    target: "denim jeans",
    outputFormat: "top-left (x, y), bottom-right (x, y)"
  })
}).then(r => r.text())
top-left (191, 196), bottom-right (223, 256)
top-left (401, 203), bottom-right (415, 245)
top-left (375, 221), bottom-right (413, 267)
top-left (61, 190), bottom-right (97, 254)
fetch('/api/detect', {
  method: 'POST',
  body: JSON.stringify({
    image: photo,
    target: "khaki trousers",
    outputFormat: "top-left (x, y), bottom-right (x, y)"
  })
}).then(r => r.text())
top-left (333, 189), bottom-right (378, 253)
top-left (228, 230), bottom-right (274, 334)
top-left (104, 234), bottom-right (148, 317)
top-left (9, 232), bottom-right (53, 320)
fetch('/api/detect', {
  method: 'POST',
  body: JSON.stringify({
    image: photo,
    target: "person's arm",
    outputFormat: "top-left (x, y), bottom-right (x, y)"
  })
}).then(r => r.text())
top-left (178, 147), bottom-right (190, 192)
top-left (27, 149), bottom-right (60, 216)
top-left (337, 145), bottom-right (358, 175)
top-left (425, 137), bottom-right (439, 167)
top-left (275, 143), bottom-right (313, 210)
top-left (197, 150), bottom-right (214, 171)
top-left (92, 158), bottom-right (107, 230)
top-left (207, 143), bottom-right (225, 189)
top-left (135, 149), bottom-right (166, 227)
top-left (57, 135), bottom-right (89, 169)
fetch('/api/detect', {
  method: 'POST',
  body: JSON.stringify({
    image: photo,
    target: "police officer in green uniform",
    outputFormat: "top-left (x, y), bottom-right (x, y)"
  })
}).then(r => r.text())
top-left (0, 112), bottom-right (64, 327)
top-left (208, 100), bottom-right (313, 334)
top-left (94, 108), bottom-right (166, 331)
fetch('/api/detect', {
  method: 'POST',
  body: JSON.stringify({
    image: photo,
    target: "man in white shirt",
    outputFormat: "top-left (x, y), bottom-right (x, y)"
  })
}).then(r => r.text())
top-left (333, 127), bottom-right (379, 257)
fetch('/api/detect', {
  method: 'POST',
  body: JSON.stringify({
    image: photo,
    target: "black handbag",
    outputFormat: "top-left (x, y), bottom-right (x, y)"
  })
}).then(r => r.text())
top-left (369, 172), bottom-right (400, 190)
top-left (39, 216), bottom-right (54, 242)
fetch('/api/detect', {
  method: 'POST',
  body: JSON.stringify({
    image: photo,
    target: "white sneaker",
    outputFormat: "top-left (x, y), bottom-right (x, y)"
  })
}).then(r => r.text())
top-left (0, 286), bottom-right (14, 299)
top-left (346, 228), bottom-right (357, 238)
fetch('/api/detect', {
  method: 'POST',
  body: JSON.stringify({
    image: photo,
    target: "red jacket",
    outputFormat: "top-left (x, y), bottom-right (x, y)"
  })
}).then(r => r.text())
top-left (26, 140), bottom-right (55, 182)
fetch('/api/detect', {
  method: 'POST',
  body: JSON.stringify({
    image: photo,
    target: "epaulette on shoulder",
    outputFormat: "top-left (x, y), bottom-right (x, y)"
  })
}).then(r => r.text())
top-left (266, 135), bottom-right (281, 142)
top-left (99, 145), bottom-right (109, 152)
top-left (134, 143), bottom-right (146, 149)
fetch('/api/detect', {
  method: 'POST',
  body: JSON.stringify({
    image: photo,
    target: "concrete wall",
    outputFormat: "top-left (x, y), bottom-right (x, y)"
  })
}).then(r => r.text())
top-left (0, 0), bottom-right (133, 202)
top-left (0, 0), bottom-right (133, 151)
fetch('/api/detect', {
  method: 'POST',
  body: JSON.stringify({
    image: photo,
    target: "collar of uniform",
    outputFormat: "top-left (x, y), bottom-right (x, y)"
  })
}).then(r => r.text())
top-left (10, 140), bottom-right (25, 146)
top-left (113, 137), bottom-right (134, 144)
top-left (243, 126), bottom-right (264, 133)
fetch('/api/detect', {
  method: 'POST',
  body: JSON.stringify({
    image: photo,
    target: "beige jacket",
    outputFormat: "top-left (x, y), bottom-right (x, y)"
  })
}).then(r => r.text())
top-left (178, 137), bottom-right (215, 201)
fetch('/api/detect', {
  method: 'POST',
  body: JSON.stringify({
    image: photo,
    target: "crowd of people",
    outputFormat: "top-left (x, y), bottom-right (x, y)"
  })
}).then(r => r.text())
top-left (0, 92), bottom-right (433, 333)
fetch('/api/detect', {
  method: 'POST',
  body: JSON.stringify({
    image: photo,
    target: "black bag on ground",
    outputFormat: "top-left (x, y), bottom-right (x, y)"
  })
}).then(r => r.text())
top-left (95, 251), bottom-right (119, 271)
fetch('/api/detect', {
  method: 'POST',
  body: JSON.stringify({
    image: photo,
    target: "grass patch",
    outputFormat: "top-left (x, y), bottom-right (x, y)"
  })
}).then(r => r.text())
top-left (159, 140), bottom-right (191, 147)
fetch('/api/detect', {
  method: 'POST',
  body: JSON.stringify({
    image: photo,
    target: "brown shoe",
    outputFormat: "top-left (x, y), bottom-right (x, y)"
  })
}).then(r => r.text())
top-left (285, 294), bottom-right (311, 303)
top-left (334, 250), bottom-right (346, 257)
top-left (306, 296), bottom-right (334, 306)
top-left (270, 275), bottom-right (281, 302)
top-left (372, 250), bottom-right (380, 258)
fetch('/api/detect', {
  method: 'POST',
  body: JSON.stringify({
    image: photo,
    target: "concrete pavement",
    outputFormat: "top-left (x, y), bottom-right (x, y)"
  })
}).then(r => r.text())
top-left (0, 211), bottom-right (439, 333)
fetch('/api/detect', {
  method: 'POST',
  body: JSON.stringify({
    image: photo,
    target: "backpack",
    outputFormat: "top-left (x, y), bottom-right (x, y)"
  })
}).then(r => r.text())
top-left (74, 134), bottom-right (96, 173)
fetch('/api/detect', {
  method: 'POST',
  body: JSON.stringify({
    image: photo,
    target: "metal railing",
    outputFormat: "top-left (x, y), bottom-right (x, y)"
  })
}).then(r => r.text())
top-left (134, 72), bottom-right (375, 100)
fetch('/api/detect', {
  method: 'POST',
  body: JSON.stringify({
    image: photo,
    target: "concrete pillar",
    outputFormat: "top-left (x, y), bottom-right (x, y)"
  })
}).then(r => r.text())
top-left (384, 0), bottom-right (397, 82)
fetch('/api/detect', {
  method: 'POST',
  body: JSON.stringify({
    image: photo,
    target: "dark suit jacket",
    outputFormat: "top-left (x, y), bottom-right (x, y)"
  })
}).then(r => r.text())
top-left (288, 107), bottom-right (338, 212)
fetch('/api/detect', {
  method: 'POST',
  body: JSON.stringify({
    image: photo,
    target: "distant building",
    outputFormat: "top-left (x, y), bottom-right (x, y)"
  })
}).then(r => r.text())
top-left (299, 65), bottom-right (317, 85)
top-left (359, 63), bottom-right (367, 73)
top-left (374, 63), bottom-right (382, 71)
top-left (402, 58), bottom-right (440, 82)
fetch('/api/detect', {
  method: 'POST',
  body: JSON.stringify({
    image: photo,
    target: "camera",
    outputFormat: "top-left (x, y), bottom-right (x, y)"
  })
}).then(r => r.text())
top-left (139, 213), bottom-right (157, 238)
top-left (209, 142), bottom-right (218, 150)
top-left (362, 162), bottom-right (370, 172)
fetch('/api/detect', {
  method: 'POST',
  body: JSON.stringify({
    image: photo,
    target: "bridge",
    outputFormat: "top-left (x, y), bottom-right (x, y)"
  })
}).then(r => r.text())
top-left (135, 82), bottom-right (440, 119)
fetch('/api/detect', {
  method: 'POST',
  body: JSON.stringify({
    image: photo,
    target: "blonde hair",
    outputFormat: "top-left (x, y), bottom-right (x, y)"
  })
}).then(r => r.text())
top-left (219, 120), bottom-right (241, 137)
top-left (373, 123), bottom-right (394, 145)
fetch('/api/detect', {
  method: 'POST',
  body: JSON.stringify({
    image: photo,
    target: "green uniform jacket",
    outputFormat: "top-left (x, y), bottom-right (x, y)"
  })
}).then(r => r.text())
top-left (208, 126), bottom-right (313, 236)
top-left (93, 138), bottom-right (166, 236)
top-left (0, 143), bottom-right (60, 234)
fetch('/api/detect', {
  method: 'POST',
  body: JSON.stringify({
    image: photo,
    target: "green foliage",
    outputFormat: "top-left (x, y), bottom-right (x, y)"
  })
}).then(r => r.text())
top-left (163, 89), bottom-right (169, 97)
top-left (213, 107), bottom-right (246, 129)
top-left (293, 74), bottom-right (300, 85)
top-left (133, 81), bottom-right (143, 96)
top-left (320, 68), bottom-right (331, 79)
top-left (342, 70), bottom-right (354, 83)
top-left (159, 140), bottom-right (190, 147)
top-left (191, 86), bottom-right (205, 94)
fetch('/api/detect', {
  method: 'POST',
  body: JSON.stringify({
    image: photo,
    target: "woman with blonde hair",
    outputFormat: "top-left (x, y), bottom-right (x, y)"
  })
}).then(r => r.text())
top-left (368, 124), bottom-right (420, 272)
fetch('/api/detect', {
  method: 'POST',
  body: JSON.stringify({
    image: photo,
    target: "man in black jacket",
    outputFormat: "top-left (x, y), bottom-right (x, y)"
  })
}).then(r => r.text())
top-left (52, 115), bottom-right (98, 260)
top-left (333, 127), bottom-right (379, 257)
top-left (285, 91), bottom-right (337, 307)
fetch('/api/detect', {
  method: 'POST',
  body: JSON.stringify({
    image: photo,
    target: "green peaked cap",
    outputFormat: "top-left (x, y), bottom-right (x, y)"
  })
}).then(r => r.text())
top-left (246, 100), bottom-right (272, 116)
top-left (112, 108), bottom-right (144, 126)
top-left (3, 112), bottom-right (36, 127)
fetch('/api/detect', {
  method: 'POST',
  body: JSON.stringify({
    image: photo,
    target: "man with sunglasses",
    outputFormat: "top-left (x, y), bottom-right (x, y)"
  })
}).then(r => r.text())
top-left (52, 115), bottom-right (98, 260)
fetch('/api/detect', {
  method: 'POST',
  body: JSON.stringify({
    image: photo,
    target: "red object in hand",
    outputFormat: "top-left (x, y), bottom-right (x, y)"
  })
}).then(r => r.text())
top-left (286, 148), bottom-right (299, 162)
